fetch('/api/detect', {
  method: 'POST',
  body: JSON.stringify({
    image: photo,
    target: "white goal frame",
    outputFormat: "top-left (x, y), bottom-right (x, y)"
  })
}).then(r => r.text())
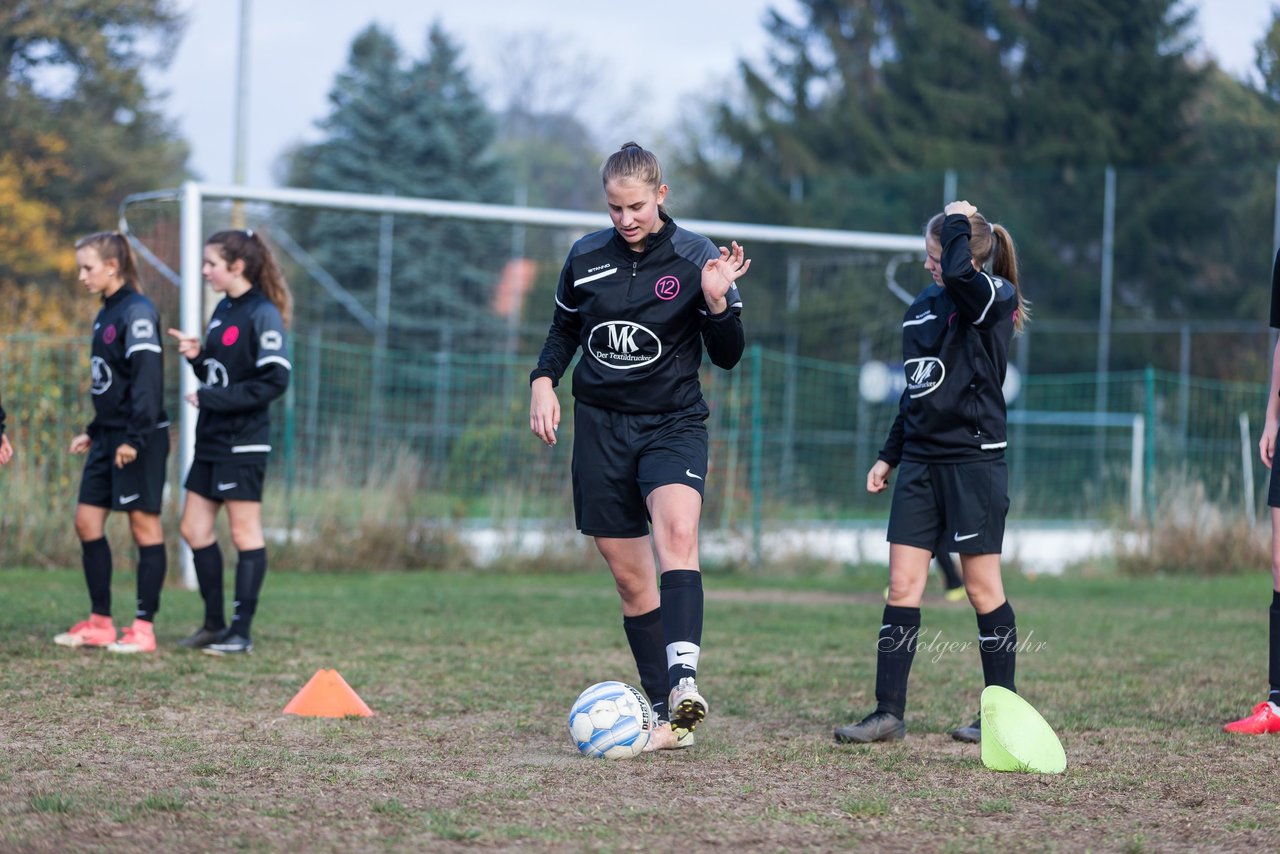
top-left (121, 180), bottom-right (924, 585)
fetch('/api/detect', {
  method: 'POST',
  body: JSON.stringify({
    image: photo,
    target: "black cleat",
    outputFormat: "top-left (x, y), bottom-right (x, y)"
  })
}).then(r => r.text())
top-left (950, 717), bottom-right (981, 743)
top-left (834, 711), bottom-right (906, 744)
top-left (203, 633), bottom-right (253, 656)
top-left (179, 626), bottom-right (224, 649)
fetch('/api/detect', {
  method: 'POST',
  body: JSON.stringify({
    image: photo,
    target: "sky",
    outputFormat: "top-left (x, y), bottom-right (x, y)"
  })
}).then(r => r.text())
top-left (159, 0), bottom-right (1278, 189)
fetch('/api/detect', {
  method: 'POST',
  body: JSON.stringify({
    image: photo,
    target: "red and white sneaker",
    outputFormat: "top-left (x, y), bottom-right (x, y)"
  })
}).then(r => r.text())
top-left (1223, 701), bottom-right (1280, 734)
top-left (53, 614), bottom-right (117, 648)
top-left (108, 619), bottom-right (157, 654)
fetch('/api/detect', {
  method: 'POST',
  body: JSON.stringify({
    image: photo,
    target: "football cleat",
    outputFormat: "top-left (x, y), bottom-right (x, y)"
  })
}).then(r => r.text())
top-left (53, 614), bottom-right (116, 648)
top-left (1223, 701), bottom-right (1280, 734)
top-left (203, 633), bottom-right (253, 656)
top-left (944, 586), bottom-right (968, 603)
top-left (178, 626), bottom-right (224, 649)
top-left (643, 721), bottom-right (696, 752)
top-left (668, 677), bottom-right (708, 734)
top-left (950, 716), bottom-right (981, 743)
top-left (834, 710), bottom-right (906, 743)
top-left (107, 619), bottom-right (156, 654)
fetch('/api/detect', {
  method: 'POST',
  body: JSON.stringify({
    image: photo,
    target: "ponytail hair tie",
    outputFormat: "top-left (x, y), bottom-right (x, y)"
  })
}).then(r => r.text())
top-left (244, 228), bottom-right (254, 238)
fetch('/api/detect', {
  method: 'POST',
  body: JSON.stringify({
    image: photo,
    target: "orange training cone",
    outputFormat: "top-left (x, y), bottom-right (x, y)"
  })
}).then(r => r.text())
top-left (283, 668), bottom-right (374, 718)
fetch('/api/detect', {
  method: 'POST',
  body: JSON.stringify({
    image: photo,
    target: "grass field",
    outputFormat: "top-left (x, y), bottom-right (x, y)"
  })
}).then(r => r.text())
top-left (1, 564), bottom-right (1278, 852)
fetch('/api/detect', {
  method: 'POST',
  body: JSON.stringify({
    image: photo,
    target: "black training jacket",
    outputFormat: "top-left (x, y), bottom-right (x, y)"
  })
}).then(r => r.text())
top-left (879, 214), bottom-right (1018, 465)
top-left (531, 214), bottom-right (744, 414)
top-left (86, 285), bottom-right (168, 450)
top-left (187, 288), bottom-right (291, 463)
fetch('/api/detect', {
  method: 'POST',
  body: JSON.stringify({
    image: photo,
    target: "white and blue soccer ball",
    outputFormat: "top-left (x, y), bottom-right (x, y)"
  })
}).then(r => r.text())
top-left (568, 681), bottom-right (653, 759)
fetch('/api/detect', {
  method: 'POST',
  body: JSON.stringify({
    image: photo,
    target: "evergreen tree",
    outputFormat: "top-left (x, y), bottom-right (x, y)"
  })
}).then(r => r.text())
top-left (287, 23), bottom-right (510, 350)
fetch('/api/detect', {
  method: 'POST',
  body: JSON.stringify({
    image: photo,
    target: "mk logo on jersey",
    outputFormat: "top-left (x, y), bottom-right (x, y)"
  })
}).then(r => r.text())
top-left (608, 324), bottom-right (640, 353)
top-left (90, 356), bottom-right (113, 395)
top-left (587, 320), bottom-right (661, 370)
top-left (910, 361), bottom-right (935, 384)
top-left (904, 356), bottom-right (945, 398)
top-left (203, 358), bottom-right (230, 388)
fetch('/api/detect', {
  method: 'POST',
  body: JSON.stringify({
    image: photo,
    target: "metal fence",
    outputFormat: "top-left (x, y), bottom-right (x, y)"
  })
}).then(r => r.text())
top-left (0, 333), bottom-right (1268, 567)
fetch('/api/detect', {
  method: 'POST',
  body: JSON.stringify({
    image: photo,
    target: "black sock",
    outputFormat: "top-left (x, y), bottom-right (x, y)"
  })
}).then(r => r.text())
top-left (81, 537), bottom-right (112, 617)
top-left (935, 549), bottom-right (962, 589)
top-left (660, 570), bottom-right (703, 690)
top-left (229, 548), bottom-right (267, 639)
top-left (135, 544), bottom-right (166, 622)
top-left (874, 605), bottom-right (920, 719)
top-left (977, 600), bottom-right (1017, 693)
top-left (192, 543), bottom-right (226, 630)
top-left (1270, 590), bottom-right (1279, 707)
top-left (623, 608), bottom-right (669, 721)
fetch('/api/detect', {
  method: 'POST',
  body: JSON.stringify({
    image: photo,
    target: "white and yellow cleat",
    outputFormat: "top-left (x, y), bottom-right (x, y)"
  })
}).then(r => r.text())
top-left (643, 721), bottom-right (696, 752)
top-left (668, 677), bottom-right (708, 735)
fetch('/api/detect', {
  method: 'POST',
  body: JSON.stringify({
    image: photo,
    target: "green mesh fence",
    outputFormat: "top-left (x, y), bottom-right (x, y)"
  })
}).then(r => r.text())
top-left (1, 333), bottom-right (1270, 566)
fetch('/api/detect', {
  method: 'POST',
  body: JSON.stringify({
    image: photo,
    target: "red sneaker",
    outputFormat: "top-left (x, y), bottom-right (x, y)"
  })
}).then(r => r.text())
top-left (1224, 701), bottom-right (1280, 734)
top-left (108, 619), bottom-right (157, 654)
top-left (53, 614), bottom-right (116, 648)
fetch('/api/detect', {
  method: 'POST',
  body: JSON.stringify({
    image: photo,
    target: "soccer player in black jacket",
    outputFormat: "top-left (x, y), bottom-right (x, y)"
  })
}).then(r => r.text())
top-left (169, 229), bottom-right (292, 656)
top-left (1224, 246), bottom-right (1280, 735)
top-left (835, 201), bottom-right (1030, 746)
top-left (531, 142), bottom-right (749, 751)
top-left (54, 232), bottom-right (169, 654)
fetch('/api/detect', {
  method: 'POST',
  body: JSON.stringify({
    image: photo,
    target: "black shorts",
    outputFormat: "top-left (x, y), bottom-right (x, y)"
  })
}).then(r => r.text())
top-left (887, 458), bottom-right (1009, 555)
top-left (185, 459), bottom-right (267, 502)
top-left (1269, 462), bottom-right (1280, 508)
top-left (77, 427), bottom-right (169, 514)
top-left (572, 400), bottom-right (709, 538)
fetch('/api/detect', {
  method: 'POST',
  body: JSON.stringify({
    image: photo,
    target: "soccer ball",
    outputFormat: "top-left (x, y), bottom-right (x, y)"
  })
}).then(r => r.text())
top-left (568, 681), bottom-right (653, 759)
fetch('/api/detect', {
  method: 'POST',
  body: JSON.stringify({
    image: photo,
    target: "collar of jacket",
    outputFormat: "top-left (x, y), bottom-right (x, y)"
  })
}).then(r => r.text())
top-left (102, 283), bottom-right (136, 306)
top-left (609, 211), bottom-right (676, 256)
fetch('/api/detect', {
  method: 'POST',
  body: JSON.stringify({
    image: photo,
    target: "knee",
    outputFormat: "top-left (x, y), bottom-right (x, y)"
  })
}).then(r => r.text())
top-left (228, 520), bottom-right (263, 551)
top-left (612, 570), bottom-right (651, 603)
top-left (73, 512), bottom-right (99, 542)
top-left (655, 518), bottom-right (699, 557)
top-left (180, 518), bottom-right (212, 549)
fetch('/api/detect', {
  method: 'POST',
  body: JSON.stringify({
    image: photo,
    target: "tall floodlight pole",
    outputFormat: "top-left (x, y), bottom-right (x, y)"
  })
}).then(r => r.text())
top-left (1094, 166), bottom-right (1116, 476)
top-left (230, 0), bottom-right (251, 228)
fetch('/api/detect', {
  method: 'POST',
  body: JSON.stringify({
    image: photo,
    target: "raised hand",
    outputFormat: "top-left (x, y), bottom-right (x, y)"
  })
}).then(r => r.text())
top-left (700, 240), bottom-right (750, 312)
top-left (944, 199), bottom-right (977, 218)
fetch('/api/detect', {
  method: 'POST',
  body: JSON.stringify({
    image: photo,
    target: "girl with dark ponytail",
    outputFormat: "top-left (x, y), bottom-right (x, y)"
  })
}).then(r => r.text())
top-left (168, 229), bottom-right (293, 655)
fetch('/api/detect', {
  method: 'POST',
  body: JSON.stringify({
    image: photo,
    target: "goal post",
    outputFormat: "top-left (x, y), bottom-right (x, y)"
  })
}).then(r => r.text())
top-left (122, 180), bottom-right (925, 584)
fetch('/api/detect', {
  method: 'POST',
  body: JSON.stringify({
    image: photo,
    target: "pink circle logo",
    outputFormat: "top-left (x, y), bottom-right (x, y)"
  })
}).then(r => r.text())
top-left (102, 325), bottom-right (117, 344)
top-left (655, 276), bottom-right (680, 300)
top-left (222, 325), bottom-right (240, 346)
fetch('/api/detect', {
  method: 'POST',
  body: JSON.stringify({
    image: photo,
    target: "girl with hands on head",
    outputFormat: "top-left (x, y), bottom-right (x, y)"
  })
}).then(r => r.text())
top-left (836, 200), bottom-right (1031, 747)
top-left (530, 142), bottom-right (748, 751)
top-left (55, 232), bottom-right (170, 655)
